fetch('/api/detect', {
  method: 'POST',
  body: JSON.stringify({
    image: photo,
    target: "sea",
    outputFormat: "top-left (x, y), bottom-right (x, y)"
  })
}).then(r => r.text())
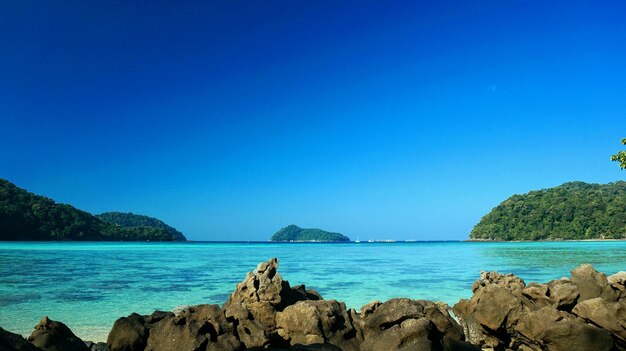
top-left (1, 241), bottom-right (625, 342)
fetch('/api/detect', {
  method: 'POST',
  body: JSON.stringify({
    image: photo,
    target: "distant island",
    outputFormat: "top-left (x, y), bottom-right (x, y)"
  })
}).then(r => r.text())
top-left (270, 224), bottom-right (350, 242)
top-left (0, 179), bottom-right (186, 242)
top-left (471, 181), bottom-right (626, 241)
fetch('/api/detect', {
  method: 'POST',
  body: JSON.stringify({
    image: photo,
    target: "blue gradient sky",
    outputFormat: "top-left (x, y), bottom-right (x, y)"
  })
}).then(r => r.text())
top-left (2, 1), bottom-right (625, 241)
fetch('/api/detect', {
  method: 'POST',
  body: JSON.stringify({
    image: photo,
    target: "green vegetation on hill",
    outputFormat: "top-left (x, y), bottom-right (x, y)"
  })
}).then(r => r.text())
top-left (270, 224), bottom-right (350, 242)
top-left (471, 181), bottom-right (626, 241)
top-left (96, 212), bottom-right (186, 241)
top-left (0, 179), bottom-right (186, 241)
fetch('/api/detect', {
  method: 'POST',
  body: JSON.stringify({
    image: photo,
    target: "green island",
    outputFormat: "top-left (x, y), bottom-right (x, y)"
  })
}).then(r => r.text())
top-left (270, 224), bottom-right (350, 242)
top-left (471, 181), bottom-right (626, 241)
top-left (0, 179), bottom-right (186, 242)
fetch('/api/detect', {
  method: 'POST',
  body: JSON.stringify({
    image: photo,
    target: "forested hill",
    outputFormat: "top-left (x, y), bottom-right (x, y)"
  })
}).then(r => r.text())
top-left (0, 179), bottom-right (186, 241)
top-left (471, 181), bottom-right (626, 241)
top-left (270, 224), bottom-right (350, 242)
top-left (96, 212), bottom-right (186, 241)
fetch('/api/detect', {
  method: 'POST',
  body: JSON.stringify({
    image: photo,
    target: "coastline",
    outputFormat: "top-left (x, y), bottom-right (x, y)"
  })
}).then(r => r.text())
top-left (3, 241), bottom-right (626, 347)
top-left (466, 238), bottom-right (626, 242)
top-left (3, 259), bottom-right (625, 351)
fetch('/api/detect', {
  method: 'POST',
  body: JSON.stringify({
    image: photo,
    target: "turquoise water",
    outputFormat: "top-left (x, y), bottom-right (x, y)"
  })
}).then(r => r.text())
top-left (1, 241), bottom-right (625, 342)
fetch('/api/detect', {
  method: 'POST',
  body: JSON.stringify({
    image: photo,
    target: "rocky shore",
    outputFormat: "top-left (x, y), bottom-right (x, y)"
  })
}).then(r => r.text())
top-left (1, 259), bottom-right (625, 351)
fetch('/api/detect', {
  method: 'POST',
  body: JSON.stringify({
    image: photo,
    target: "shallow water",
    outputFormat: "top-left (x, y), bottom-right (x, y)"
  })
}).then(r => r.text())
top-left (1, 241), bottom-right (625, 341)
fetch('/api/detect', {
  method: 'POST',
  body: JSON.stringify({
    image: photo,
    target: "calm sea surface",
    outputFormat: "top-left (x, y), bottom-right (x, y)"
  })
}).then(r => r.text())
top-left (1, 241), bottom-right (625, 341)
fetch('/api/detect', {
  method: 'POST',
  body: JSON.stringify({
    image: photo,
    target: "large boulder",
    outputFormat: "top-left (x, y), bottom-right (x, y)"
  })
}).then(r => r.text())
top-left (572, 297), bottom-right (626, 346)
top-left (514, 306), bottom-right (613, 351)
top-left (454, 273), bottom-right (530, 349)
top-left (275, 300), bottom-right (358, 351)
top-left (360, 298), bottom-right (468, 351)
top-left (520, 278), bottom-right (580, 312)
top-left (27, 316), bottom-right (88, 351)
top-left (570, 264), bottom-right (617, 302)
top-left (222, 258), bottom-right (319, 349)
top-left (145, 304), bottom-right (240, 351)
top-left (546, 278), bottom-right (579, 311)
top-left (107, 311), bottom-right (172, 351)
top-left (0, 327), bottom-right (40, 351)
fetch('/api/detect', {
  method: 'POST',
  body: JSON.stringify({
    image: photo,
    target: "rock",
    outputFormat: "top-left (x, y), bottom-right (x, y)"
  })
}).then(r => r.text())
top-left (609, 271), bottom-right (626, 301)
top-left (90, 342), bottom-right (109, 351)
top-left (514, 306), bottom-right (614, 351)
top-left (471, 271), bottom-right (525, 295)
top-left (572, 297), bottom-right (626, 343)
top-left (275, 300), bottom-right (358, 351)
top-left (570, 264), bottom-right (617, 301)
top-left (521, 283), bottom-right (550, 307)
top-left (27, 316), bottom-right (89, 351)
top-left (546, 278), bottom-right (579, 311)
top-left (172, 305), bottom-right (191, 316)
top-left (608, 271), bottom-right (626, 286)
top-left (359, 300), bottom-right (381, 318)
top-left (454, 284), bottom-right (526, 339)
top-left (455, 272), bottom-right (529, 348)
top-left (0, 326), bottom-right (40, 351)
top-left (107, 311), bottom-right (172, 351)
top-left (360, 298), bottom-right (465, 351)
top-left (145, 304), bottom-right (240, 351)
top-left (222, 258), bottom-right (317, 349)
top-left (290, 284), bottom-right (323, 301)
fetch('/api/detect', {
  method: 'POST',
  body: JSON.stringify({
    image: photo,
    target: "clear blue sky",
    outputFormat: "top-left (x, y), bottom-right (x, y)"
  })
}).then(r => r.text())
top-left (1, 1), bottom-right (625, 241)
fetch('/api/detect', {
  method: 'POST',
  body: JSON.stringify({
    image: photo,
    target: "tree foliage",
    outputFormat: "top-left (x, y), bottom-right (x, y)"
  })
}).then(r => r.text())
top-left (470, 181), bottom-right (626, 240)
top-left (0, 179), bottom-right (186, 241)
top-left (96, 212), bottom-right (186, 241)
top-left (270, 224), bottom-right (350, 242)
top-left (611, 138), bottom-right (626, 170)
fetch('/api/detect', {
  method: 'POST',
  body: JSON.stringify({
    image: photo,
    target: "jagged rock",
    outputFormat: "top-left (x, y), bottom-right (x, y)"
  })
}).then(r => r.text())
top-left (456, 266), bottom-right (622, 351)
top-left (514, 306), bottom-right (613, 351)
top-left (608, 271), bottom-right (626, 286)
top-left (454, 283), bottom-right (528, 348)
top-left (359, 300), bottom-right (381, 318)
top-left (456, 272), bottom-right (529, 348)
top-left (609, 271), bottom-right (626, 301)
top-left (360, 298), bottom-right (466, 351)
top-left (275, 300), bottom-right (358, 350)
top-left (0, 326), bottom-right (40, 351)
top-left (471, 271), bottom-right (526, 294)
top-left (546, 278), bottom-right (579, 310)
top-left (572, 297), bottom-right (626, 343)
top-left (520, 279), bottom-right (580, 311)
top-left (222, 258), bottom-right (317, 349)
top-left (521, 283), bottom-right (550, 307)
top-left (107, 311), bottom-right (172, 351)
top-left (145, 304), bottom-right (240, 351)
top-left (27, 316), bottom-right (88, 351)
top-left (570, 264), bottom-right (617, 301)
